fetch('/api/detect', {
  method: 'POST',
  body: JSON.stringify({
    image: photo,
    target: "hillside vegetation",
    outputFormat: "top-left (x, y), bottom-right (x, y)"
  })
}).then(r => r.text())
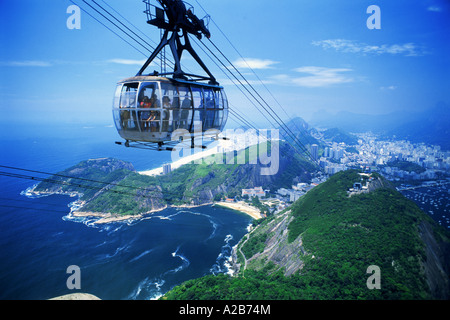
top-left (33, 141), bottom-right (315, 216)
top-left (163, 170), bottom-right (450, 300)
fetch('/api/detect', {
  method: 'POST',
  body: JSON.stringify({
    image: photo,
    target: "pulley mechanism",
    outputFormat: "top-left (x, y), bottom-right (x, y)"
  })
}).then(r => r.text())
top-left (137, 0), bottom-right (216, 85)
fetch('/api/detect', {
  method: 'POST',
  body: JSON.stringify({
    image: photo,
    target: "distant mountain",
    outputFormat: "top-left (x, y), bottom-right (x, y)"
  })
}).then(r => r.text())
top-left (310, 102), bottom-right (450, 150)
top-left (280, 116), bottom-right (322, 155)
top-left (322, 127), bottom-right (358, 145)
top-left (310, 109), bottom-right (409, 133)
top-left (163, 170), bottom-right (450, 300)
top-left (389, 102), bottom-right (450, 150)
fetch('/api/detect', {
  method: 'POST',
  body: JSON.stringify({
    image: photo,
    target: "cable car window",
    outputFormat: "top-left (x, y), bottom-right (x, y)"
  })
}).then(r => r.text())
top-left (113, 85), bottom-right (122, 109)
top-left (161, 82), bottom-right (179, 133)
top-left (119, 83), bottom-right (139, 131)
top-left (214, 89), bottom-right (223, 110)
top-left (213, 90), bottom-right (224, 129)
top-left (179, 86), bottom-right (192, 131)
top-left (192, 86), bottom-right (204, 132)
top-left (120, 83), bottom-right (138, 108)
top-left (138, 83), bottom-right (160, 108)
top-left (138, 82), bottom-right (161, 132)
top-left (214, 110), bottom-right (223, 129)
top-left (204, 88), bottom-right (215, 129)
top-left (221, 90), bottom-right (229, 131)
top-left (113, 84), bottom-right (122, 131)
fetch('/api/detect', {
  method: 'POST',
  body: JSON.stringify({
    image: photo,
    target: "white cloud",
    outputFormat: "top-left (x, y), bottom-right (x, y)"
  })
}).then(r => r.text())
top-left (269, 67), bottom-right (354, 88)
top-left (427, 6), bottom-right (442, 12)
top-left (108, 58), bottom-right (147, 65)
top-left (2, 60), bottom-right (53, 67)
top-left (380, 85), bottom-right (397, 91)
top-left (288, 66), bottom-right (354, 88)
top-left (312, 39), bottom-right (425, 57)
top-left (232, 58), bottom-right (279, 70)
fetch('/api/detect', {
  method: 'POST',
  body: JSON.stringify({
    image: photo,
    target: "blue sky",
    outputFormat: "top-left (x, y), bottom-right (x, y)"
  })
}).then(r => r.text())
top-left (0, 0), bottom-right (449, 129)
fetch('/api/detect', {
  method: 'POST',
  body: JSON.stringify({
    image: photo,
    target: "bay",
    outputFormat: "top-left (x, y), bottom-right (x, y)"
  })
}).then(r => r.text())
top-left (0, 122), bottom-right (252, 300)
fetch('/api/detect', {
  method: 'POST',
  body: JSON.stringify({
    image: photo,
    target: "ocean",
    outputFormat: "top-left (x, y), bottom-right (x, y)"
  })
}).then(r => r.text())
top-left (400, 185), bottom-right (450, 229)
top-left (0, 122), bottom-right (252, 300)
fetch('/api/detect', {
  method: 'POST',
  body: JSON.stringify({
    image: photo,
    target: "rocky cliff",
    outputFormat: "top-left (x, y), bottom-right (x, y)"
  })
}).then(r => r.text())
top-left (233, 209), bottom-right (306, 277)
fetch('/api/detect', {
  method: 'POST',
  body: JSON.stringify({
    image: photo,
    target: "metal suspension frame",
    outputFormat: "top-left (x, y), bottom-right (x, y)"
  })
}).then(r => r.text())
top-left (115, 134), bottom-right (223, 152)
top-left (137, 0), bottom-right (217, 85)
top-left (115, 0), bottom-right (224, 151)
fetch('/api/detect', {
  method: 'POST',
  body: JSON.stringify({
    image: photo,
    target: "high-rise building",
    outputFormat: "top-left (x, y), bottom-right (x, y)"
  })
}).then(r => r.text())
top-left (311, 144), bottom-right (318, 161)
top-left (334, 148), bottom-right (344, 160)
top-left (163, 163), bottom-right (172, 175)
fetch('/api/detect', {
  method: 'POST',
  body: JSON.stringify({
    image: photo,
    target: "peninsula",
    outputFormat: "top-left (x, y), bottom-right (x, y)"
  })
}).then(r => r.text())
top-left (29, 139), bottom-right (314, 223)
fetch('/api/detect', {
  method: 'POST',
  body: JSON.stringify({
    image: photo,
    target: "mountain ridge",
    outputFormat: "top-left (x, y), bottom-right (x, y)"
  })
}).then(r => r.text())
top-left (310, 102), bottom-right (450, 150)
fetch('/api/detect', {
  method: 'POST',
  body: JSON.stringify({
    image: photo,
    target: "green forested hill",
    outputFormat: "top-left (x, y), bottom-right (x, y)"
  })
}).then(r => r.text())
top-left (322, 127), bottom-right (358, 145)
top-left (32, 141), bottom-right (315, 216)
top-left (163, 170), bottom-right (450, 300)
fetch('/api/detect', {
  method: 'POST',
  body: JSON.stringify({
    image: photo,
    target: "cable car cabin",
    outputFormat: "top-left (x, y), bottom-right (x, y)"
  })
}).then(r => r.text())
top-left (113, 76), bottom-right (228, 147)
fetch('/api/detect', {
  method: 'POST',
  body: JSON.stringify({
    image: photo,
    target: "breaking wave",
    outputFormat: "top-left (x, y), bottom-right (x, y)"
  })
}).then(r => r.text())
top-left (127, 246), bottom-right (190, 300)
top-left (210, 234), bottom-right (235, 275)
top-left (127, 277), bottom-right (165, 300)
top-left (168, 246), bottom-right (190, 274)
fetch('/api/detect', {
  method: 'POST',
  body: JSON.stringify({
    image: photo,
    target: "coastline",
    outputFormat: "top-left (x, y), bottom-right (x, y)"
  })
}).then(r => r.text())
top-left (139, 140), bottom-right (230, 177)
top-left (214, 201), bottom-right (262, 220)
top-left (71, 205), bottom-right (168, 224)
top-left (71, 203), bottom-right (212, 224)
top-left (72, 201), bottom-right (261, 224)
top-left (24, 182), bottom-right (262, 224)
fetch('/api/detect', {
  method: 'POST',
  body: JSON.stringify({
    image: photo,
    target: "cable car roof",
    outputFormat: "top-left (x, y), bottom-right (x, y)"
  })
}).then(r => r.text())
top-left (118, 76), bottom-right (224, 90)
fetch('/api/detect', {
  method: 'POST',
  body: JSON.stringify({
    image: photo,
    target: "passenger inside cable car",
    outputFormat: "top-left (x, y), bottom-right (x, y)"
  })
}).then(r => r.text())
top-left (180, 92), bottom-right (192, 130)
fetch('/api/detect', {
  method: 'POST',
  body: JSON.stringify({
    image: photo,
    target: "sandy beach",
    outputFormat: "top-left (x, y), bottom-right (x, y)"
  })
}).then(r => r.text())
top-left (139, 140), bottom-right (230, 176)
top-left (138, 130), bottom-right (264, 177)
top-left (215, 201), bottom-right (262, 220)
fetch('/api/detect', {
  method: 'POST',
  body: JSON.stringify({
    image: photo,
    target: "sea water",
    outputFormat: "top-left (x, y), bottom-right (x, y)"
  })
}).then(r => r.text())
top-left (0, 123), bottom-right (251, 300)
top-left (400, 185), bottom-right (450, 229)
